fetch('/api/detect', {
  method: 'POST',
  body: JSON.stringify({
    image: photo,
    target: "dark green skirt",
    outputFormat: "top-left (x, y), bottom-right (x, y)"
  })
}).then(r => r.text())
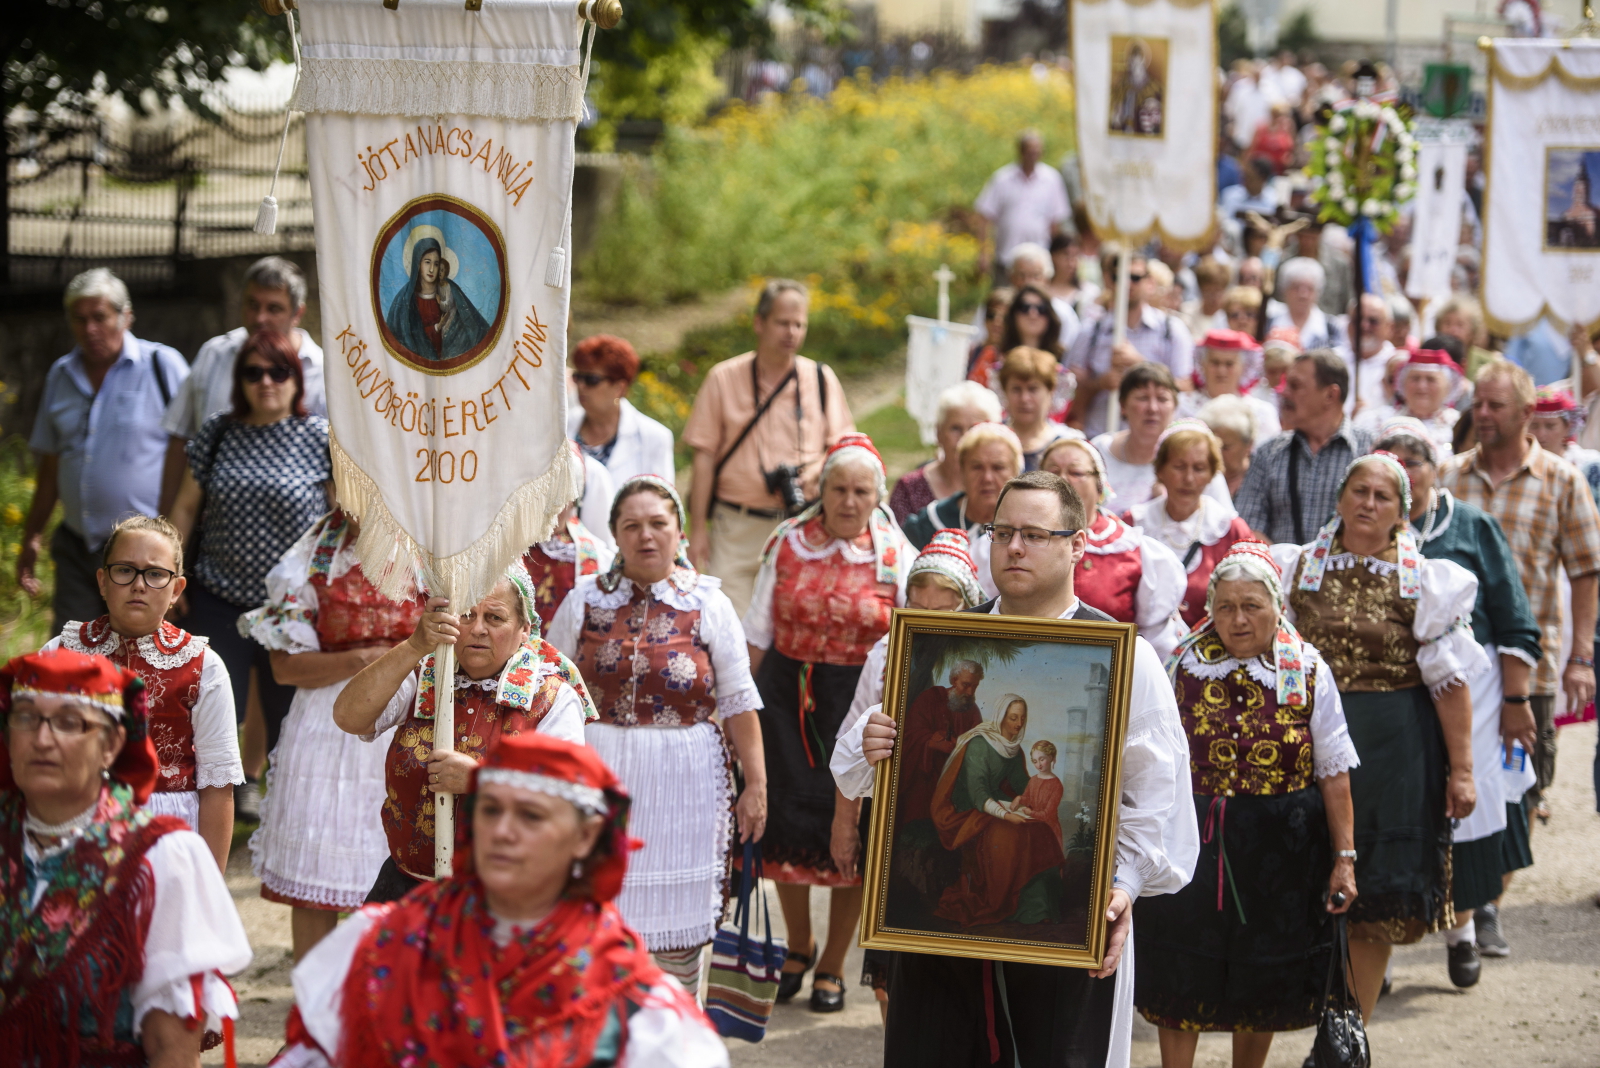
top-left (1451, 834), bottom-right (1505, 913)
top-left (1342, 685), bottom-right (1453, 943)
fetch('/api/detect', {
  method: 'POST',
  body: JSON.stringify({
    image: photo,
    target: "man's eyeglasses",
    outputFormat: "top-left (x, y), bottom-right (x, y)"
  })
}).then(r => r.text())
top-left (983, 524), bottom-right (1080, 548)
top-left (1127, 273), bottom-right (1148, 284)
top-left (1015, 302), bottom-right (1050, 317)
top-left (242, 364), bottom-right (292, 384)
top-left (572, 372), bottom-right (616, 387)
top-left (8, 708), bottom-right (105, 737)
top-left (106, 563), bottom-right (178, 588)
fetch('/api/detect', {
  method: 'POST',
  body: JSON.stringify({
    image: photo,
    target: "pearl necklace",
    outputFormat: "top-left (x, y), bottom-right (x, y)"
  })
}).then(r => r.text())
top-left (25, 798), bottom-right (99, 840)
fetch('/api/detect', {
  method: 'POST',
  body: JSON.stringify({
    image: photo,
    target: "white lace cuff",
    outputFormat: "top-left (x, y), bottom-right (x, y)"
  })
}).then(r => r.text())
top-left (1313, 740), bottom-right (1361, 780)
top-left (716, 687), bottom-right (762, 719)
top-left (194, 761), bottom-right (246, 789)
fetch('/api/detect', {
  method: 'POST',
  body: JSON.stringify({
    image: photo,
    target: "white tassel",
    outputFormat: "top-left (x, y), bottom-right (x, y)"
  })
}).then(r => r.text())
top-left (544, 246), bottom-right (567, 288)
top-left (253, 195), bottom-right (279, 236)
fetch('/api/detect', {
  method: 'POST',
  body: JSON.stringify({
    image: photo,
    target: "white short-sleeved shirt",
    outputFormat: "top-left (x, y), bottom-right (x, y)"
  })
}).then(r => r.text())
top-left (974, 162), bottom-right (1072, 262)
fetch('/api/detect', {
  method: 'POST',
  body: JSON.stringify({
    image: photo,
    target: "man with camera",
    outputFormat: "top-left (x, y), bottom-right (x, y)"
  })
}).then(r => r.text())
top-left (685, 279), bottom-right (856, 616)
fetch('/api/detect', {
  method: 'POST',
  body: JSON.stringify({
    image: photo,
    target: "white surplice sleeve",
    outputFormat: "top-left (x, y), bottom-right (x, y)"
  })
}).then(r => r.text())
top-left (1414, 557), bottom-right (1489, 697)
top-left (697, 580), bottom-right (762, 719)
top-left (1134, 536), bottom-right (1187, 660)
top-left (535, 682), bottom-right (588, 744)
top-left (131, 831), bottom-right (253, 1036)
top-left (1306, 650), bottom-right (1360, 780)
top-left (831, 701), bottom-right (880, 802)
top-left (1113, 638), bottom-right (1200, 899)
top-left (741, 554), bottom-right (779, 651)
top-left (361, 673), bottom-right (419, 742)
top-left (193, 648), bottom-right (244, 788)
top-left (842, 635), bottom-right (890, 740)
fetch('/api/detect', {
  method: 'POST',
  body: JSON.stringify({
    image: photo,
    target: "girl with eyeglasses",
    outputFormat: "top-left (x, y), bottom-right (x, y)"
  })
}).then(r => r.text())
top-left (40, 514), bottom-right (242, 871)
top-left (169, 329), bottom-right (332, 821)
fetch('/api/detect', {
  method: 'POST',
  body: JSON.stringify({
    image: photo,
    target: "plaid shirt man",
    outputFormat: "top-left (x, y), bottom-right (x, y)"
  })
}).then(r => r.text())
top-left (1234, 422), bottom-right (1374, 545)
top-left (1440, 437), bottom-right (1600, 695)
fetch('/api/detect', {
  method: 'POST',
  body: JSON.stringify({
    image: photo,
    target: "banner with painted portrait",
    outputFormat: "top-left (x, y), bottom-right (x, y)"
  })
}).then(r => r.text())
top-left (1480, 39), bottom-right (1600, 336)
top-left (295, 0), bottom-right (588, 605)
top-left (1070, 0), bottom-right (1217, 249)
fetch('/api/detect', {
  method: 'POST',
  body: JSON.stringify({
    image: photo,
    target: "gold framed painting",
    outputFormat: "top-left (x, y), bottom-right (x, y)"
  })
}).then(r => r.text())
top-left (859, 609), bottom-right (1136, 969)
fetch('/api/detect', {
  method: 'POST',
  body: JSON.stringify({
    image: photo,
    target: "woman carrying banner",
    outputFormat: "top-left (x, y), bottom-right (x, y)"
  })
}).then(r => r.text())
top-left (1037, 436), bottom-right (1187, 659)
top-left (1278, 452), bottom-right (1485, 1020)
top-left (547, 474), bottom-right (766, 994)
top-left (333, 562), bottom-right (596, 902)
top-left (1122, 422), bottom-right (1253, 627)
top-left (0, 648), bottom-right (251, 1066)
top-left (1135, 540), bottom-right (1360, 1067)
top-left (168, 329), bottom-right (332, 821)
top-left (43, 514), bottom-right (241, 870)
top-left (240, 509), bottom-right (425, 962)
top-left (743, 432), bottom-right (911, 1013)
top-left (270, 732), bottom-right (728, 1068)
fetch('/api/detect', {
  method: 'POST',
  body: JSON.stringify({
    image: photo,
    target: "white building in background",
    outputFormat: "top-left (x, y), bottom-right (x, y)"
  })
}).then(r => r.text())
top-left (872, 0), bottom-right (1022, 45)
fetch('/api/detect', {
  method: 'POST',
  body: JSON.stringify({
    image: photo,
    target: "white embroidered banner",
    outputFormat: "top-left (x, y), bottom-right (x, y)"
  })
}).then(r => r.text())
top-left (1480, 38), bottom-right (1600, 336)
top-left (905, 316), bottom-right (981, 446)
top-left (1070, 0), bottom-right (1217, 250)
top-left (296, 0), bottom-right (586, 606)
top-left (1405, 120), bottom-right (1474, 305)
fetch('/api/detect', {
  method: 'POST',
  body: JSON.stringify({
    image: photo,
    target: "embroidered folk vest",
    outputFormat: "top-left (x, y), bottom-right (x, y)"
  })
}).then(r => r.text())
top-left (573, 588), bottom-right (718, 728)
top-left (1074, 515), bottom-right (1142, 624)
top-left (62, 618), bottom-right (206, 793)
top-left (770, 521), bottom-right (896, 666)
top-left (1172, 631), bottom-right (1319, 796)
top-left (1288, 550), bottom-right (1422, 693)
top-left (311, 565), bottom-right (424, 652)
top-left (383, 666), bottom-right (565, 879)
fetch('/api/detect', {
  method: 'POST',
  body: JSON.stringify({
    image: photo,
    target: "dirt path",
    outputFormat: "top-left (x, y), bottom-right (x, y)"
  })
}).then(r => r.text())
top-left (569, 287), bottom-right (753, 355)
top-left (210, 721), bottom-right (1600, 1066)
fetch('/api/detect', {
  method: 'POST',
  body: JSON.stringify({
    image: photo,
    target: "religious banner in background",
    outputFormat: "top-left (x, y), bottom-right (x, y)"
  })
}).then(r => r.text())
top-left (295, 0), bottom-right (588, 606)
top-left (1480, 38), bottom-right (1600, 336)
top-left (1406, 119), bottom-right (1475, 305)
top-left (1070, 0), bottom-right (1218, 250)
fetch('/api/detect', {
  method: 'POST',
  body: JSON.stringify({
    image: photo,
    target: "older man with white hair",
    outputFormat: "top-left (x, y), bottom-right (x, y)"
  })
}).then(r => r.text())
top-left (19, 269), bottom-right (189, 629)
top-left (975, 130), bottom-right (1072, 281)
top-left (1266, 256), bottom-right (1345, 352)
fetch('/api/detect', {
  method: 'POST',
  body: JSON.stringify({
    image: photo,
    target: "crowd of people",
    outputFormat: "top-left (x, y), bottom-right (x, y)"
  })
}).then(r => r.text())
top-left (3, 50), bottom-right (1598, 1068)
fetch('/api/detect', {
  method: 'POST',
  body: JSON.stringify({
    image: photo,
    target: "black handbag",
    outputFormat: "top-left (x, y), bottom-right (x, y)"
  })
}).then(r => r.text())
top-left (1312, 914), bottom-right (1371, 1068)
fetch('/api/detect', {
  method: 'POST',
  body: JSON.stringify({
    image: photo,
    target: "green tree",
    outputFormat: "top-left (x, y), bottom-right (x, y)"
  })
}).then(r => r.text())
top-left (1276, 9), bottom-right (1321, 60)
top-left (1218, 4), bottom-right (1250, 67)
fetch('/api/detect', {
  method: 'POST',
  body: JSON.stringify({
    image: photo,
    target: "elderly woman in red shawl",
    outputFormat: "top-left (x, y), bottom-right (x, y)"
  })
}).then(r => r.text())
top-left (0, 649), bottom-right (251, 1067)
top-left (271, 732), bottom-right (727, 1068)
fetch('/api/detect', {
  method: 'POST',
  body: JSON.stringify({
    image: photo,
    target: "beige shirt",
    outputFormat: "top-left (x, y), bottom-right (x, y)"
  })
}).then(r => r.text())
top-left (682, 351), bottom-right (854, 510)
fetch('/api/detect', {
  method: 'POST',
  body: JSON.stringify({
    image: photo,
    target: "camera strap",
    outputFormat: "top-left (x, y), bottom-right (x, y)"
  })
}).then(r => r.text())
top-left (707, 357), bottom-right (826, 520)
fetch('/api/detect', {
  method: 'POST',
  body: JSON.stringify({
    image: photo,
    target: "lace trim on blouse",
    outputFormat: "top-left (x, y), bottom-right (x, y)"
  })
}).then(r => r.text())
top-left (581, 571), bottom-right (714, 612)
top-left (538, 538), bottom-right (577, 563)
top-left (59, 620), bottom-right (208, 670)
top-left (785, 526), bottom-right (878, 564)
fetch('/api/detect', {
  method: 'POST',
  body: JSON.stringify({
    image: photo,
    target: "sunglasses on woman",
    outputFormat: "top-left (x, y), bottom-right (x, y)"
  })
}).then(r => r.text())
top-left (242, 364), bottom-right (293, 384)
top-left (571, 372), bottom-right (617, 387)
top-left (1016, 302), bottom-right (1050, 317)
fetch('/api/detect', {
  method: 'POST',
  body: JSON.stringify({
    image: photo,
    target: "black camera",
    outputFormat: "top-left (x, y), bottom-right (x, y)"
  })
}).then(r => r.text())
top-left (764, 464), bottom-right (808, 517)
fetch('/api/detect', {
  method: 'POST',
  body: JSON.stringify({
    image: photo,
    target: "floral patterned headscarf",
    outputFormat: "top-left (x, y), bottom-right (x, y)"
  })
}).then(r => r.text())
top-left (596, 474), bottom-right (693, 595)
top-left (1296, 451), bottom-right (1421, 600)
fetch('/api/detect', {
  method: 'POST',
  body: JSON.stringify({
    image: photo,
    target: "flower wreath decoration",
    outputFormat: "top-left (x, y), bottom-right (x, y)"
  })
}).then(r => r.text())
top-left (1306, 100), bottom-right (1418, 234)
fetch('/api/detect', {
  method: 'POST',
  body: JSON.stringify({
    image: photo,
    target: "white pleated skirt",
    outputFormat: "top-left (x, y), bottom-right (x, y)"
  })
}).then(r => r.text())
top-left (586, 720), bottom-right (732, 952)
top-left (250, 677), bottom-right (397, 910)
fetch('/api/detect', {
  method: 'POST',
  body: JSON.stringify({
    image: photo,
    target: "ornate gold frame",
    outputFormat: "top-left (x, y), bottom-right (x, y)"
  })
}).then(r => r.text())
top-left (859, 609), bottom-right (1137, 969)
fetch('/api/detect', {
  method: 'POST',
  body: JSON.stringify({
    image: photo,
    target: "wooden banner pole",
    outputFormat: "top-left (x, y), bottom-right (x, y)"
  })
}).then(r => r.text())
top-left (433, 638), bottom-right (457, 878)
top-left (1107, 244), bottom-right (1131, 435)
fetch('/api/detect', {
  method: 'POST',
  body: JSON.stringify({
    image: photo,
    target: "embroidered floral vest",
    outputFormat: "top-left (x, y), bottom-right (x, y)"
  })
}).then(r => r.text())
top-left (1074, 514), bottom-right (1141, 624)
top-left (383, 666), bottom-right (566, 879)
top-left (770, 519), bottom-right (897, 666)
top-left (1172, 631), bottom-right (1319, 796)
top-left (573, 584), bottom-right (717, 728)
top-left (311, 565), bottom-right (424, 652)
top-left (61, 618), bottom-right (206, 793)
top-left (1288, 546), bottom-right (1422, 693)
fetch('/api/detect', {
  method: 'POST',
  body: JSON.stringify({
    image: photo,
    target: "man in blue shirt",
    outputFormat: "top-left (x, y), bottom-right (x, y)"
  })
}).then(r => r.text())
top-left (19, 269), bottom-right (189, 628)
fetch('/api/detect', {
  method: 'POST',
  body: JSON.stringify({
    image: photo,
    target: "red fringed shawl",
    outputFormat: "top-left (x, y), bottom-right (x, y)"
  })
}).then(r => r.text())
top-left (337, 877), bottom-right (699, 1068)
top-left (0, 784), bottom-right (185, 1065)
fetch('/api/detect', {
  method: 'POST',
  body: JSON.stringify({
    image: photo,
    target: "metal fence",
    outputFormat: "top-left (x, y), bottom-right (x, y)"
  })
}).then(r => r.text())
top-left (5, 88), bottom-right (313, 296)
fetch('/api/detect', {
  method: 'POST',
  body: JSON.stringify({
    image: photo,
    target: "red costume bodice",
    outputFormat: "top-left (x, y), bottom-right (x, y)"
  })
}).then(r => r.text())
top-left (770, 518), bottom-right (897, 666)
top-left (312, 566), bottom-right (424, 651)
top-left (1178, 520), bottom-right (1254, 626)
top-left (1073, 513), bottom-right (1142, 625)
top-left (1171, 631), bottom-right (1319, 796)
top-left (571, 583), bottom-right (717, 728)
top-left (61, 618), bottom-right (205, 794)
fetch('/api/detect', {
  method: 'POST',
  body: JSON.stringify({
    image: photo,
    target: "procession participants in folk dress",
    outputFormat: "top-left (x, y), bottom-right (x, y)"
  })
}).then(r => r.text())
top-left (829, 528), bottom-right (988, 1013)
top-left (1352, 345), bottom-right (1466, 456)
top-left (522, 507), bottom-right (613, 630)
top-left (549, 475), bottom-right (767, 994)
top-left (270, 733), bottom-right (728, 1068)
top-left (1376, 418), bottom-right (1543, 986)
top-left (44, 515), bottom-right (240, 869)
top-left (333, 563), bottom-right (597, 902)
top-left (1039, 436), bottom-right (1187, 658)
top-left (1278, 451), bottom-right (1487, 1021)
top-left (0, 650), bottom-right (251, 1067)
top-left (834, 470), bottom-right (1198, 1068)
top-left (744, 433), bottom-right (911, 1013)
top-left (240, 509), bottom-right (425, 961)
top-left (1135, 542), bottom-right (1360, 1066)
top-left (902, 421), bottom-right (1026, 601)
top-left (1123, 421), bottom-right (1254, 626)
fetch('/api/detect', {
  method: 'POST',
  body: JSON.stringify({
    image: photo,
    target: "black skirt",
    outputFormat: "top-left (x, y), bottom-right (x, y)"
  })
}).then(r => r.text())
top-left (754, 650), bottom-right (864, 883)
top-left (1452, 833), bottom-right (1506, 913)
top-left (1342, 685), bottom-right (1453, 943)
top-left (1134, 787), bottom-right (1333, 1033)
